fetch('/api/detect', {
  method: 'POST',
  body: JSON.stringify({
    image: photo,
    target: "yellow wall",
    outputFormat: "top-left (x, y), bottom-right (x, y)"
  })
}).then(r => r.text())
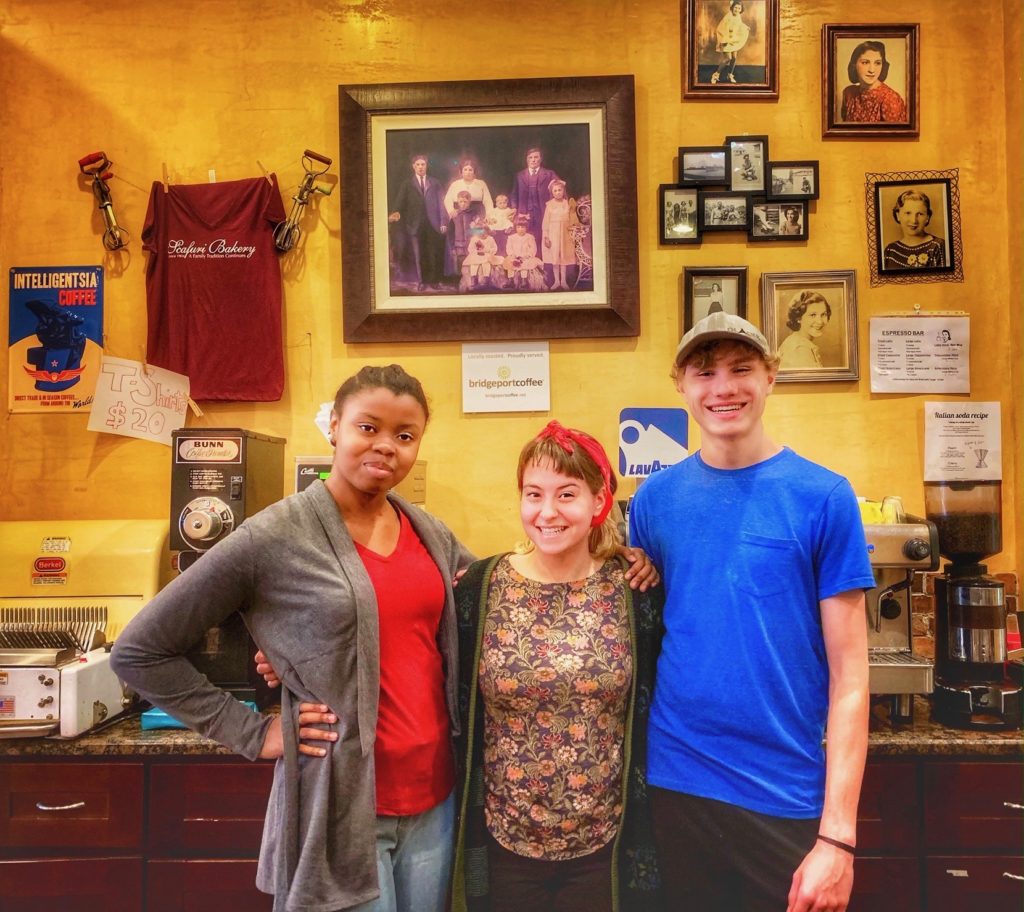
top-left (0, 0), bottom-right (1018, 568)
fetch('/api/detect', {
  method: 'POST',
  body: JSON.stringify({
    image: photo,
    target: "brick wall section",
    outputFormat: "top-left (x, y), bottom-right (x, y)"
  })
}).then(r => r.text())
top-left (911, 570), bottom-right (1019, 660)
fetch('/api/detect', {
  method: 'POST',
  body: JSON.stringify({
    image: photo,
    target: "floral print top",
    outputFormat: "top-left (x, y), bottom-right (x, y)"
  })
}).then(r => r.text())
top-left (479, 555), bottom-right (632, 860)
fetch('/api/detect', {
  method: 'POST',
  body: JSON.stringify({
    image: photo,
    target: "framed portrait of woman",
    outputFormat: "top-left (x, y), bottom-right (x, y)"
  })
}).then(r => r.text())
top-left (822, 23), bottom-right (920, 137)
top-left (683, 266), bottom-right (747, 332)
top-left (748, 200), bottom-right (808, 241)
top-left (760, 270), bottom-right (859, 383)
top-left (683, 0), bottom-right (780, 99)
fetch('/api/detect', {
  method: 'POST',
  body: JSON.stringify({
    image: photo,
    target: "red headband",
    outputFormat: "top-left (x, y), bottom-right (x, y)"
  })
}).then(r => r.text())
top-left (534, 420), bottom-right (615, 527)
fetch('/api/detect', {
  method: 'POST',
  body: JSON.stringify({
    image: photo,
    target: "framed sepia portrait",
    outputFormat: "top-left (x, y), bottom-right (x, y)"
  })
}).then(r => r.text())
top-left (683, 0), bottom-right (780, 99)
top-left (339, 76), bottom-right (640, 342)
top-left (767, 160), bottom-right (819, 201)
top-left (683, 266), bottom-right (747, 332)
top-left (760, 270), bottom-right (859, 383)
top-left (822, 23), bottom-right (920, 138)
top-left (868, 173), bottom-right (961, 284)
top-left (749, 199), bottom-right (808, 242)
top-left (678, 145), bottom-right (728, 186)
top-left (725, 134), bottom-right (768, 193)
top-left (699, 190), bottom-right (749, 232)
top-left (660, 185), bottom-right (701, 245)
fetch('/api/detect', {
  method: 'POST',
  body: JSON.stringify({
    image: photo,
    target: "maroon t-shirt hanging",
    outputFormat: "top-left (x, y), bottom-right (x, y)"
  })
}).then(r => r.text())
top-left (143, 176), bottom-right (287, 401)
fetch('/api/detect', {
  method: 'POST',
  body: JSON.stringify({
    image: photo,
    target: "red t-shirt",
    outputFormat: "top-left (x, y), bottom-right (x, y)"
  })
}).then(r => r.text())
top-left (356, 511), bottom-right (454, 815)
top-left (142, 176), bottom-right (286, 401)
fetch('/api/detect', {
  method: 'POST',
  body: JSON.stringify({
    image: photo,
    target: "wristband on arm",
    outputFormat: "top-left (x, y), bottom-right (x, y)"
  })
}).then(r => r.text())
top-left (817, 834), bottom-right (856, 855)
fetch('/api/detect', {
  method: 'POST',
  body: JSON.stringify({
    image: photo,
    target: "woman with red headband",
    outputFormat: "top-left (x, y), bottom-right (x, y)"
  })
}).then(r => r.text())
top-left (449, 421), bottom-right (664, 912)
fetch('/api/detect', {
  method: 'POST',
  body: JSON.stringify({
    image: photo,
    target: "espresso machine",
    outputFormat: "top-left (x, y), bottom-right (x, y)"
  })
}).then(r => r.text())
top-left (925, 479), bottom-right (1022, 729)
top-left (862, 498), bottom-right (939, 721)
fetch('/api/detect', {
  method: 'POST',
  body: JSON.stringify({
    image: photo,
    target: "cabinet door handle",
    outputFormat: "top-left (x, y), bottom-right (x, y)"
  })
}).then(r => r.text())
top-left (1004, 801), bottom-right (1024, 811)
top-left (1002, 872), bottom-right (1024, 882)
top-left (35, 800), bottom-right (86, 811)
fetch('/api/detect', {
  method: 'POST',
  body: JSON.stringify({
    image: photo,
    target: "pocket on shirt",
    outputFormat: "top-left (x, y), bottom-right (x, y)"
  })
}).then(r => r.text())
top-left (734, 532), bottom-right (801, 598)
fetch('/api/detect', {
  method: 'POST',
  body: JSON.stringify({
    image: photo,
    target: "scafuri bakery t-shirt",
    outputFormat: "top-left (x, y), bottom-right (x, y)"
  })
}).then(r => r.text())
top-left (143, 176), bottom-right (286, 401)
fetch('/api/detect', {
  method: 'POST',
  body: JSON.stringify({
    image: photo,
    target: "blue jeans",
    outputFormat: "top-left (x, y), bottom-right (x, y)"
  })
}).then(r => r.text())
top-left (351, 790), bottom-right (455, 912)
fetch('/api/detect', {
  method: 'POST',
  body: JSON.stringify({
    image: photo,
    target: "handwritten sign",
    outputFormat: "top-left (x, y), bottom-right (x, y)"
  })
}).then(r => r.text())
top-left (86, 356), bottom-right (189, 446)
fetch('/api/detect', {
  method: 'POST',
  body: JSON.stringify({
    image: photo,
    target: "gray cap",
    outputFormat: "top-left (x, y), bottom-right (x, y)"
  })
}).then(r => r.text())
top-left (674, 311), bottom-right (771, 366)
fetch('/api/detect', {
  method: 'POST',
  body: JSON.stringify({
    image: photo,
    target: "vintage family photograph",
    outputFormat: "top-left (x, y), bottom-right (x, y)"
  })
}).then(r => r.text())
top-left (749, 200), bottom-right (808, 241)
top-left (660, 185), bottom-right (700, 244)
top-left (768, 161), bottom-right (819, 200)
top-left (726, 135), bottom-right (768, 193)
top-left (682, 266), bottom-right (747, 331)
top-left (683, 0), bottom-right (779, 98)
top-left (760, 270), bottom-right (859, 382)
top-left (822, 24), bottom-right (920, 137)
top-left (700, 191), bottom-right (749, 231)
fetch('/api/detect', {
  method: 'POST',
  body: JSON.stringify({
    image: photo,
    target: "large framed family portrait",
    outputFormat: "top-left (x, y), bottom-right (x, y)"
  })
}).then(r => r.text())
top-left (683, 0), bottom-right (780, 99)
top-left (760, 270), bottom-right (859, 383)
top-left (339, 76), bottom-right (640, 343)
top-left (822, 23), bottom-right (920, 138)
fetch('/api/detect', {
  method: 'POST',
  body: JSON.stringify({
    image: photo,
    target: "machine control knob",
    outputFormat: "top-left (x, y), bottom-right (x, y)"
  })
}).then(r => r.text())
top-left (880, 598), bottom-right (903, 620)
top-left (903, 538), bottom-right (932, 562)
top-left (38, 696), bottom-right (54, 707)
top-left (37, 675), bottom-right (54, 686)
top-left (179, 497), bottom-right (234, 548)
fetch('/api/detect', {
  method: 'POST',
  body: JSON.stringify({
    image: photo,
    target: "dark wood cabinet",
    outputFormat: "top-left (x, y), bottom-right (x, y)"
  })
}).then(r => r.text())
top-left (147, 859), bottom-right (273, 912)
top-left (924, 856), bottom-right (1024, 912)
top-left (0, 857), bottom-right (143, 911)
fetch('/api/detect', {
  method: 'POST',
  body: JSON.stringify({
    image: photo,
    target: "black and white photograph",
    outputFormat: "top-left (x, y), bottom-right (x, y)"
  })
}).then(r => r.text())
top-left (683, 266), bottom-right (747, 331)
top-left (874, 179), bottom-right (953, 275)
top-left (760, 270), bottom-right (859, 382)
top-left (683, 0), bottom-right (780, 98)
top-left (768, 161), bottom-right (819, 200)
top-left (678, 146), bottom-right (728, 186)
top-left (699, 190), bottom-right (749, 231)
top-left (725, 134), bottom-right (768, 193)
top-left (659, 184), bottom-right (701, 244)
top-left (749, 200), bottom-right (808, 241)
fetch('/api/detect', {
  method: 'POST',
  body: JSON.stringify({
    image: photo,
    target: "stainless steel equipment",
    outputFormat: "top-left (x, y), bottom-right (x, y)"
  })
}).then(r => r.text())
top-left (0, 520), bottom-right (169, 738)
top-left (863, 499), bottom-right (940, 721)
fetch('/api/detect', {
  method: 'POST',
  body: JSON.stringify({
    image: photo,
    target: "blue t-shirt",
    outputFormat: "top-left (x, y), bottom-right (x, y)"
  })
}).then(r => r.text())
top-left (630, 448), bottom-right (874, 818)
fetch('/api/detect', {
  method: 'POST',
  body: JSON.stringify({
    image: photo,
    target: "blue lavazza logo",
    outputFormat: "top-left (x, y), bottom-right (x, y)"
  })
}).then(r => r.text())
top-left (618, 408), bottom-right (689, 478)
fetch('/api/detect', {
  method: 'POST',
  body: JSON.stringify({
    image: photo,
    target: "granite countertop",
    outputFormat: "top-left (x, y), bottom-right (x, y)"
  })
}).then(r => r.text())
top-left (1, 697), bottom-right (1021, 759)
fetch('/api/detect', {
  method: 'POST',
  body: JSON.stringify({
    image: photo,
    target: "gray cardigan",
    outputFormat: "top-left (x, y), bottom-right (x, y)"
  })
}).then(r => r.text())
top-left (111, 481), bottom-right (474, 911)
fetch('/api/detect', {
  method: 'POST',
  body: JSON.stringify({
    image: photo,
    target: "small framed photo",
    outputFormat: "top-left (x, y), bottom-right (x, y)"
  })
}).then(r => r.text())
top-left (699, 190), bottom-right (749, 231)
top-left (683, 266), bottom-right (747, 331)
top-left (678, 146), bottom-right (728, 186)
top-left (872, 176), bottom-right (957, 278)
top-left (749, 200), bottom-right (808, 242)
top-left (760, 270), bottom-right (858, 382)
top-left (767, 161), bottom-right (819, 201)
top-left (683, 0), bottom-right (780, 99)
top-left (822, 23), bottom-right (920, 138)
top-left (659, 185), bottom-right (701, 244)
top-left (725, 135), bottom-right (768, 193)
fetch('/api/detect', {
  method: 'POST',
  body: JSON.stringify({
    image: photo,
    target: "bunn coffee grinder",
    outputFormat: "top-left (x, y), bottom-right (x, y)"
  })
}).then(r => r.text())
top-left (925, 480), bottom-right (1022, 729)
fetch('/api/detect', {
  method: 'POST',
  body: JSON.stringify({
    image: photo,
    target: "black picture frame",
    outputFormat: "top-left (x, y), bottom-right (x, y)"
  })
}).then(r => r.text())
top-left (339, 75), bottom-right (640, 343)
top-left (677, 145), bottom-right (729, 186)
top-left (683, 266), bottom-right (748, 331)
top-left (872, 176), bottom-right (956, 278)
top-left (767, 160), bottom-right (820, 201)
top-left (822, 23), bottom-right (920, 138)
top-left (683, 0), bottom-right (781, 99)
top-left (749, 199), bottom-right (809, 242)
top-left (725, 134), bottom-right (769, 193)
top-left (698, 190), bottom-right (750, 232)
top-left (660, 185), bottom-right (701, 245)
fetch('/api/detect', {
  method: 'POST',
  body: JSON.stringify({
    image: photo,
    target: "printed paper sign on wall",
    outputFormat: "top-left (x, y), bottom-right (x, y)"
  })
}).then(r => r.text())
top-left (8, 266), bottom-right (104, 413)
top-left (618, 408), bottom-right (688, 478)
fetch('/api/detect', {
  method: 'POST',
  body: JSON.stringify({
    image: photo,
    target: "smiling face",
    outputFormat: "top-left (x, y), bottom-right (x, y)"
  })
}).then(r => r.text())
top-left (677, 344), bottom-right (775, 447)
top-left (519, 459), bottom-right (604, 563)
top-left (856, 49), bottom-right (884, 86)
top-left (896, 198), bottom-right (930, 237)
top-left (327, 388), bottom-right (426, 502)
top-left (799, 301), bottom-right (830, 338)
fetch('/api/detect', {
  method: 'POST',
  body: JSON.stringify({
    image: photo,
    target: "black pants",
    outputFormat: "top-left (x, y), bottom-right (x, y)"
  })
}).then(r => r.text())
top-left (650, 787), bottom-right (819, 912)
top-left (487, 833), bottom-right (614, 912)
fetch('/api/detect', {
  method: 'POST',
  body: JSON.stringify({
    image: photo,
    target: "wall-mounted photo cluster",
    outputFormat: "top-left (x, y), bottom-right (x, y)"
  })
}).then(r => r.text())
top-left (659, 135), bottom-right (817, 246)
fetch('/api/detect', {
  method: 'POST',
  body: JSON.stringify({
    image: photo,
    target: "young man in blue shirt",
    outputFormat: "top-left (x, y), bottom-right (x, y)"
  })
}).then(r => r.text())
top-left (630, 312), bottom-right (874, 912)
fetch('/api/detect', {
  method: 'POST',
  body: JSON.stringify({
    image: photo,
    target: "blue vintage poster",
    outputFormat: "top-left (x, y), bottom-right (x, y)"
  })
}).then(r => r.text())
top-left (8, 266), bottom-right (104, 412)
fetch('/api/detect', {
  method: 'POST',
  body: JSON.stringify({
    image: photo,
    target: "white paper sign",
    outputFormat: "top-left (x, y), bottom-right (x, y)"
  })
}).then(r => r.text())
top-left (87, 356), bottom-right (190, 446)
top-left (924, 401), bottom-right (1001, 482)
top-left (461, 342), bottom-right (550, 413)
top-left (870, 316), bottom-right (970, 393)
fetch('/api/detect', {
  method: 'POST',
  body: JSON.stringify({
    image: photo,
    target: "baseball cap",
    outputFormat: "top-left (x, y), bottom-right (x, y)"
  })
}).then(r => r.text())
top-left (674, 311), bottom-right (771, 366)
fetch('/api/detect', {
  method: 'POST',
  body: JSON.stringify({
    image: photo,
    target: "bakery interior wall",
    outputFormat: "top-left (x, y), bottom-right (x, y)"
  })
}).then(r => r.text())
top-left (0, 0), bottom-right (1020, 571)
